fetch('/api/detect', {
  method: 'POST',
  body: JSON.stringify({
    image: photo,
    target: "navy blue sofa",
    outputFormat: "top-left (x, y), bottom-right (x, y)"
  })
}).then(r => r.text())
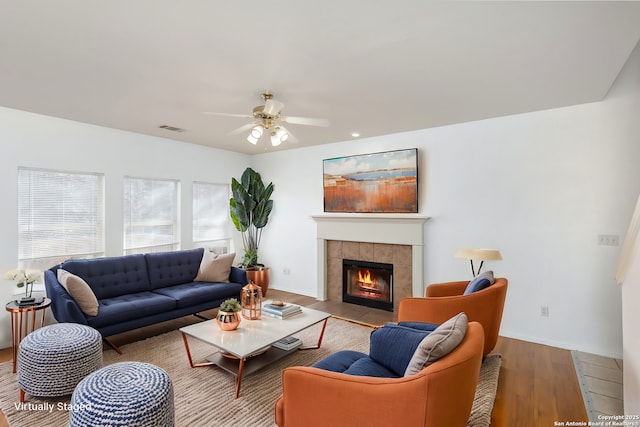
top-left (44, 248), bottom-right (248, 346)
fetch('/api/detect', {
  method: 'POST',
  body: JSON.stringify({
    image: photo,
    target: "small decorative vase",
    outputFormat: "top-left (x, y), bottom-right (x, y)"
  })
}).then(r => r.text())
top-left (216, 311), bottom-right (241, 331)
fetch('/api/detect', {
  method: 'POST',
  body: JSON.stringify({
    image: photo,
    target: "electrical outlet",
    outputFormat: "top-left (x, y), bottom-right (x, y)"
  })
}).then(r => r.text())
top-left (540, 306), bottom-right (549, 317)
top-left (283, 268), bottom-right (291, 275)
top-left (598, 234), bottom-right (619, 246)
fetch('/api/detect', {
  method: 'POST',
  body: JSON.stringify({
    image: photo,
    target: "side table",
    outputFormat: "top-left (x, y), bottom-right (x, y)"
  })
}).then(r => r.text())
top-left (5, 298), bottom-right (52, 373)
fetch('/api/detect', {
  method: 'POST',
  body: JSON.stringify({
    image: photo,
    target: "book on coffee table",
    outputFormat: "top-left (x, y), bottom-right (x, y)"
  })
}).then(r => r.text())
top-left (272, 336), bottom-right (303, 351)
top-left (263, 302), bottom-right (302, 318)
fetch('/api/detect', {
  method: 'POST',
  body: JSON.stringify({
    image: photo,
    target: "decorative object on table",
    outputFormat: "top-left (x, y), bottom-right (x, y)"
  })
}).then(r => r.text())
top-left (17, 323), bottom-right (102, 403)
top-left (323, 148), bottom-right (418, 213)
top-left (216, 298), bottom-right (242, 331)
top-left (272, 336), bottom-right (303, 351)
top-left (263, 302), bottom-right (302, 319)
top-left (241, 282), bottom-right (262, 320)
top-left (229, 167), bottom-right (274, 296)
top-left (70, 362), bottom-right (174, 427)
top-left (4, 268), bottom-right (42, 302)
top-left (455, 248), bottom-right (502, 277)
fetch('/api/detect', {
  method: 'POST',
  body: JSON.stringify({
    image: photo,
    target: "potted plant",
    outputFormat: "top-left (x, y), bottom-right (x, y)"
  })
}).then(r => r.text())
top-left (229, 167), bottom-right (274, 295)
top-left (217, 298), bottom-right (242, 331)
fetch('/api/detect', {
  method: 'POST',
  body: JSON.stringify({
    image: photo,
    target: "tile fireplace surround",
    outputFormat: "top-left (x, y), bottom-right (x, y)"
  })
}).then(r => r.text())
top-left (312, 214), bottom-right (429, 311)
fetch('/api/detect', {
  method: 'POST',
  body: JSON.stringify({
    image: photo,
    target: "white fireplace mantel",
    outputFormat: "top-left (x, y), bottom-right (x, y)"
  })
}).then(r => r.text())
top-left (311, 214), bottom-right (430, 300)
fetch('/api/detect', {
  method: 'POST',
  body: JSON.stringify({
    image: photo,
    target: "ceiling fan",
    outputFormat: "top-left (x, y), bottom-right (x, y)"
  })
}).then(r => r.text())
top-left (204, 92), bottom-right (330, 146)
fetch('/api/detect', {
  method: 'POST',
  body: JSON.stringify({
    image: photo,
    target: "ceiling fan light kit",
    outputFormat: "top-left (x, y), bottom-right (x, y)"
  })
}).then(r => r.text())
top-left (205, 92), bottom-right (330, 147)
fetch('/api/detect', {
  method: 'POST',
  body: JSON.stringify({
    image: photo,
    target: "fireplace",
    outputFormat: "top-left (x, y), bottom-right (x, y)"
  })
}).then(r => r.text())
top-left (343, 259), bottom-right (393, 311)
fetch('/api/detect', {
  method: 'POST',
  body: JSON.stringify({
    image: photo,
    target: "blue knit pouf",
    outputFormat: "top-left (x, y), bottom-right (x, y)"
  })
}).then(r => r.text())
top-left (17, 323), bottom-right (102, 400)
top-left (70, 362), bottom-right (175, 427)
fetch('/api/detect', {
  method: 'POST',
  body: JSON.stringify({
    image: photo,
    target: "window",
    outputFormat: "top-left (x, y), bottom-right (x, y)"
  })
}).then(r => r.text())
top-left (123, 177), bottom-right (179, 255)
top-left (193, 182), bottom-right (231, 254)
top-left (18, 168), bottom-right (105, 270)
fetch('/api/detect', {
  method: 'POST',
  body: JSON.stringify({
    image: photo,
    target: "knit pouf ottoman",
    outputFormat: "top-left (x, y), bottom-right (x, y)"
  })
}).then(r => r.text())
top-left (17, 323), bottom-right (102, 402)
top-left (69, 362), bottom-right (174, 427)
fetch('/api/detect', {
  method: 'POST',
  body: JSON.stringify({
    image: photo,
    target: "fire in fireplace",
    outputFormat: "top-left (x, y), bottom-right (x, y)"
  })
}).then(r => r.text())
top-left (342, 259), bottom-right (393, 311)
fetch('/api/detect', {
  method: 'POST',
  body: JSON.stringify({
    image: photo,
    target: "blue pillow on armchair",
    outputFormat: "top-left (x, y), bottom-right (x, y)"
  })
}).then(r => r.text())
top-left (463, 270), bottom-right (495, 295)
top-left (368, 325), bottom-right (431, 376)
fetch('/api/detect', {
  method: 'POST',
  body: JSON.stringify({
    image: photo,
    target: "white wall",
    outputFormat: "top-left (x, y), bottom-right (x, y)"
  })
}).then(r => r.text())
top-left (252, 43), bottom-right (640, 359)
top-left (0, 108), bottom-right (250, 348)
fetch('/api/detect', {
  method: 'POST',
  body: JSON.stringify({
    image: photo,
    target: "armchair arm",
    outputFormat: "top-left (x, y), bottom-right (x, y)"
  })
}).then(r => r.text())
top-left (425, 280), bottom-right (468, 297)
top-left (275, 367), bottom-right (429, 427)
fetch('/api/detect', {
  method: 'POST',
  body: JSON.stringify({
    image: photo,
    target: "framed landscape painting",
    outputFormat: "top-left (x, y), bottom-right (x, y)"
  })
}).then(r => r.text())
top-left (323, 148), bottom-right (418, 213)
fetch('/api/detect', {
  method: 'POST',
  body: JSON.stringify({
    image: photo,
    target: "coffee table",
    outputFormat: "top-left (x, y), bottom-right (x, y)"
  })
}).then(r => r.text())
top-left (180, 304), bottom-right (330, 398)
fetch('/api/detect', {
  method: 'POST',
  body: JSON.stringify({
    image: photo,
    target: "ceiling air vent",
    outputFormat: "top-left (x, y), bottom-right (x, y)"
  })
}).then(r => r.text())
top-left (158, 125), bottom-right (186, 133)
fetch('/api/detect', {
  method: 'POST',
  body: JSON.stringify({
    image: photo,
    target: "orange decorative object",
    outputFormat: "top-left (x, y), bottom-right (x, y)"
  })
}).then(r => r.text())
top-left (241, 282), bottom-right (262, 320)
top-left (216, 311), bottom-right (241, 331)
top-left (245, 267), bottom-right (270, 296)
top-left (398, 278), bottom-right (508, 357)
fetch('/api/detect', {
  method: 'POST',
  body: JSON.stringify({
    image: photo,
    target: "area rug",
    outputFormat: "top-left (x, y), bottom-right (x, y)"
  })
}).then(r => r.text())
top-left (0, 318), bottom-right (501, 427)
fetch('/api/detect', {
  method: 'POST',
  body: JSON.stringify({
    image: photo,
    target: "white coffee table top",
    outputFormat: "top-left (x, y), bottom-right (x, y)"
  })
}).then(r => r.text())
top-left (179, 304), bottom-right (330, 359)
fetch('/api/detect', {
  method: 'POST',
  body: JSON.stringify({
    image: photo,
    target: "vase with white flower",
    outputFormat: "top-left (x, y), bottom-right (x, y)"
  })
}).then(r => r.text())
top-left (4, 269), bottom-right (42, 301)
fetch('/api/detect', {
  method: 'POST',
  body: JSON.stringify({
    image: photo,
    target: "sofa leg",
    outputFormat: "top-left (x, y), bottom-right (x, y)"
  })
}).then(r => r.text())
top-left (19, 388), bottom-right (25, 403)
top-left (103, 338), bottom-right (123, 355)
top-left (193, 313), bottom-right (212, 321)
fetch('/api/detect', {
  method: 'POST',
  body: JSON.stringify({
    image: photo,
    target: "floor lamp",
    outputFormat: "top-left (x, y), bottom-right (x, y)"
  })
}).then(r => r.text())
top-left (455, 248), bottom-right (503, 277)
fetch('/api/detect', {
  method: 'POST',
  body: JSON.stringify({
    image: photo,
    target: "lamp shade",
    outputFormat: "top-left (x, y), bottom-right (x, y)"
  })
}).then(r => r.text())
top-left (455, 248), bottom-right (502, 261)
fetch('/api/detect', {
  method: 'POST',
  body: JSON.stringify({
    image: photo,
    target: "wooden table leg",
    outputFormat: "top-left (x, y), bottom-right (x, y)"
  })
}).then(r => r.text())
top-left (181, 333), bottom-right (214, 368)
top-left (10, 312), bottom-right (18, 373)
top-left (300, 318), bottom-right (328, 350)
top-left (235, 357), bottom-right (246, 398)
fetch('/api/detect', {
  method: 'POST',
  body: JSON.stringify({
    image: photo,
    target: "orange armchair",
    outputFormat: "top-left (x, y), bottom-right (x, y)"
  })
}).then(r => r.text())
top-left (274, 321), bottom-right (484, 427)
top-left (399, 278), bottom-right (507, 357)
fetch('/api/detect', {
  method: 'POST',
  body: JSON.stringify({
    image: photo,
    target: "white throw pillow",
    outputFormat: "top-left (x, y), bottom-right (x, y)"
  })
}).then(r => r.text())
top-left (404, 312), bottom-right (468, 376)
top-left (194, 251), bottom-right (235, 283)
top-left (57, 269), bottom-right (99, 316)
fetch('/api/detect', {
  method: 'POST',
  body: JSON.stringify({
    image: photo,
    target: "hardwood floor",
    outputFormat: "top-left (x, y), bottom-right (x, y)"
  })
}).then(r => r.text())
top-left (0, 289), bottom-right (588, 426)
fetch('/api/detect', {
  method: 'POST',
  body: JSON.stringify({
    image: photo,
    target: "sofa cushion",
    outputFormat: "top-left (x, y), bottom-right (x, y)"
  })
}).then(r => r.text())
top-left (344, 357), bottom-right (400, 378)
top-left (86, 292), bottom-right (177, 329)
top-left (145, 248), bottom-right (204, 290)
top-left (404, 312), bottom-right (468, 376)
top-left (369, 325), bottom-right (431, 377)
top-left (463, 271), bottom-right (494, 295)
top-left (312, 350), bottom-right (368, 373)
top-left (153, 281), bottom-right (244, 309)
top-left (57, 269), bottom-right (99, 316)
top-left (61, 254), bottom-right (151, 300)
top-left (194, 251), bottom-right (235, 283)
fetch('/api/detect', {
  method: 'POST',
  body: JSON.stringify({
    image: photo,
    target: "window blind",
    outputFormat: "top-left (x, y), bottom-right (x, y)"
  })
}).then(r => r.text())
top-left (18, 168), bottom-right (105, 270)
top-left (193, 182), bottom-right (231, 252)
top-left (123, 177), bottom-right (179, 255)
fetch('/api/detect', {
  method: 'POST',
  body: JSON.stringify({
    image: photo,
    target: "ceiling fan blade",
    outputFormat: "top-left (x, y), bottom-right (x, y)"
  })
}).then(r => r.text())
top-left (203, 112), bottom-right (252, 119)
top-left (263, 99), bottom-right (284, 116)
top-left (227, 122), bottom-right (257, 136)
top-left (281, 115), bottom-right (330, 127)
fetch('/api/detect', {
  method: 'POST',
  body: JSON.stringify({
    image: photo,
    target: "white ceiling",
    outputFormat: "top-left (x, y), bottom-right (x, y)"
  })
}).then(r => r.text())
top-left (2, 1), bottom-right (640, 155)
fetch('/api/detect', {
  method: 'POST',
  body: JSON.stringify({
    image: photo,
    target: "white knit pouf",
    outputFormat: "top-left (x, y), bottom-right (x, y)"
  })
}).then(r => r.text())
top-left (69, 362), bottom-right (174, 427)
top-left (17, 323), bottom-right (103, 401)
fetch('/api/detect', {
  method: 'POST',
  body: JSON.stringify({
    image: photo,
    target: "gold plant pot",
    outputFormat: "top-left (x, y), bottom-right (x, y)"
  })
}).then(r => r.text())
top-left (245, 267), bottom-right (270, 297)
top-left (216, 311), bottom-right (241, 331)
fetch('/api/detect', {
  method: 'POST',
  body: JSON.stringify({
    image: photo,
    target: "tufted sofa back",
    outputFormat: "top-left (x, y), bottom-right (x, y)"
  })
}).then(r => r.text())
top-left (145, 248), bottom-right (203, 290)
top-left (61, 254), bottom-right (151, 300)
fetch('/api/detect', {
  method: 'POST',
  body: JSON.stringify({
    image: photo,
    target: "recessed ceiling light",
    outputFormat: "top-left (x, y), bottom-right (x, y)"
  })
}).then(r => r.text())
top-left (351, 132), bottom-right (360, 137)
